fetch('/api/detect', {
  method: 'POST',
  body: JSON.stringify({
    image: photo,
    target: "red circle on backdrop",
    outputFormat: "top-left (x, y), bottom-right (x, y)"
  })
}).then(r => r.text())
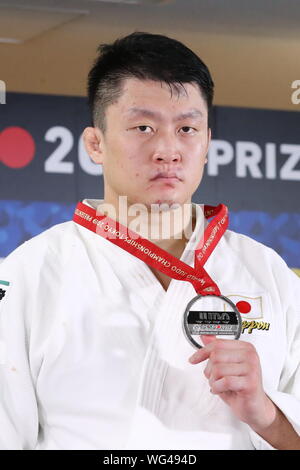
top-left (236, 300), bottom-right (252, 314)
top-left (0, 126), bottom-right (35, 168)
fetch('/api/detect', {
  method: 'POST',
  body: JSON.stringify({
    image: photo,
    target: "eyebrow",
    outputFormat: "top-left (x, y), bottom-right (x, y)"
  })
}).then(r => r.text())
top-left (125, 107), bottom-right (203, 121)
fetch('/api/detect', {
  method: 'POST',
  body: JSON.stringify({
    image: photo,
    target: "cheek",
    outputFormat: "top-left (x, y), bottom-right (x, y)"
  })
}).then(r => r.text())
top-left (110, 135), bottom-right (141, 163)
top-left (105, 151), bottom-right (142, 179)
top-left (124, 151), bottom-right (145, 171)
top-left (190, 140), bottom-right (208, 163)
top-left (186, 154), bottom-right (206, 173)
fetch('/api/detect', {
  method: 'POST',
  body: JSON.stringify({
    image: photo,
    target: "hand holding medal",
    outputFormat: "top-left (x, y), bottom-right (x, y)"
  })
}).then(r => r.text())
top-left (73, 201), bottom-right (281, 432)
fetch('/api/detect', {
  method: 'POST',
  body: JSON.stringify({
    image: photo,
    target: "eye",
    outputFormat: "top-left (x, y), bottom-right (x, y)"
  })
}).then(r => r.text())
top-left (136, 125), bottom-right (153, 133)
top-left (180, 126), bottom-right (196, 134)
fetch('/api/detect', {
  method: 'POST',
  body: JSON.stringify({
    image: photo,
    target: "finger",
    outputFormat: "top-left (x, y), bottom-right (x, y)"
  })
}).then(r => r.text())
top-left (209, 348), bottom-right (253, 366)
top-left (189, 337), bottom-right (231, 364)
top-left (204, 360), bottom-right (248, 380)
top-left (211, 376), bottom-right (248, 394)
top-left (189, 347), bottom-right (210, 364)
top-left (208, 362), bottom-right (250, 384)
top-left (189, 338), bottom-right (254, 365)
top-left (200, 335), bottom-right (217, 347)
top-left (203, 360), bottom-right (212, 378)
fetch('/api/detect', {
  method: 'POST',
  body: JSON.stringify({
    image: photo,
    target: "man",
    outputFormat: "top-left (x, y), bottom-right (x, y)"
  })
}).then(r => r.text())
top-left (0, 32), bottom-right (299, 450)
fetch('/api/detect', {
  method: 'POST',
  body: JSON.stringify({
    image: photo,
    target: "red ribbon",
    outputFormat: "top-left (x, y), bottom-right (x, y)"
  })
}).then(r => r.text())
top-left (73, 201), bottom-right (228, 296)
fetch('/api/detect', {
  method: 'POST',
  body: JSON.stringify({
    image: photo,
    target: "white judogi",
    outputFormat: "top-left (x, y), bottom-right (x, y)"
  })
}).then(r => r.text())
top-left (0, 199), bottom-right (299, 450)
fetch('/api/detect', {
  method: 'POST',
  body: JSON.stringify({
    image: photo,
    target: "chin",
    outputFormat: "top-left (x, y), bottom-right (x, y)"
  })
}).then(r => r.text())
top-left (128, 190), bottom-right (190, 211)
top-left (147, 196), bottom-right (189, 211)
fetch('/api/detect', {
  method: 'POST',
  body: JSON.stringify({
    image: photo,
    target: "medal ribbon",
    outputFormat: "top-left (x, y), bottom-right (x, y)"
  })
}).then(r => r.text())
top-left (73, 201), bottom-right (228, 296)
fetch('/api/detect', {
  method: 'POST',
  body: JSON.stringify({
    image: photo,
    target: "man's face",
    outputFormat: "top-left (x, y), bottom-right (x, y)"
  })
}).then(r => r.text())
top-left (85, 78), bottom-right (211, 209)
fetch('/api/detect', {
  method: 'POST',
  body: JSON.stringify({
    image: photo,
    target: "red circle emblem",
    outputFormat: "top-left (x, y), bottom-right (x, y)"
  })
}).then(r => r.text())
top-left (0, 126), bottom-right (35, 168)
top-left (236, 300), bottom-right (251, 314)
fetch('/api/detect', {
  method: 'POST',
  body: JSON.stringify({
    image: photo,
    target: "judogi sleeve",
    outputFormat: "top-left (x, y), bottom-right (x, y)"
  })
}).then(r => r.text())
top-left (249, 259), bottom-right (300, 450)
top-left (0, 243), bottom-right (40, 450)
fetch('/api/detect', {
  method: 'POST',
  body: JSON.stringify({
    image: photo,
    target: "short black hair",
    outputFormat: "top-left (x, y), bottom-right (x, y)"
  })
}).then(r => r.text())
top-left (87, 31), bottom-right (214, 132)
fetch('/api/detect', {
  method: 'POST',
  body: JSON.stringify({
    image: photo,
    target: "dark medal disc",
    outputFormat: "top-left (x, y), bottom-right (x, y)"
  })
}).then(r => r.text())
top-left (183, 294), bottom-right (242, 349)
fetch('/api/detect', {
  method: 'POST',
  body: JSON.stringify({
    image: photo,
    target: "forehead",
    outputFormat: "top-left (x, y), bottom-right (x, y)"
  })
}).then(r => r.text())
top-left (114, 77), bottom-right (207, 113)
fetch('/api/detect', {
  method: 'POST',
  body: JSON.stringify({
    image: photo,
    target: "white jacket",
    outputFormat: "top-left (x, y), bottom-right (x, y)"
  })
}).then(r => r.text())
top-left (0, 199), bottom-right (299, 450)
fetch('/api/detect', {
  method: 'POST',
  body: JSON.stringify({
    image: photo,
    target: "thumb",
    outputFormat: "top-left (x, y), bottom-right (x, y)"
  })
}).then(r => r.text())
top-left (200, 334), bottom-right (217, 347)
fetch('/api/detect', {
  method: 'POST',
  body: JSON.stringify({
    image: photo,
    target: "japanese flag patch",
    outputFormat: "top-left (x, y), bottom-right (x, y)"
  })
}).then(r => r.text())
top-left (223, 294), bottom-right (264, 320)
top-left (223, 293), bottom-right (271, 335)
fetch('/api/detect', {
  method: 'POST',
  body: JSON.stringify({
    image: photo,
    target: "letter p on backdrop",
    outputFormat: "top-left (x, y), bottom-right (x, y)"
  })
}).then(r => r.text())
top-left (0, 80), bottom-right (6, 104)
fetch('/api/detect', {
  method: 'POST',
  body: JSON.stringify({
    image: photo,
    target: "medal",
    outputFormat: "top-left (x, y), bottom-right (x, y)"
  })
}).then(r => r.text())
top-left (73, 201), bottom-right (242, 349)
top-left (183, 294), bottom-right (242, 349)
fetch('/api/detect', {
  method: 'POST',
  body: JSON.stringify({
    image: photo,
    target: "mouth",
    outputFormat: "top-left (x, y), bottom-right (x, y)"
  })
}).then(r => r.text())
top-left (150, 172), bottom-right (182, 183)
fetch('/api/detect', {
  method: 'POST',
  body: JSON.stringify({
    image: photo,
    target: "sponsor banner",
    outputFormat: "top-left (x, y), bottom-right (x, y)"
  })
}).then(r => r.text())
top-left (201, 106), bottom-right (300, 213)
top-left (0, 92), bottom-right (100, 203)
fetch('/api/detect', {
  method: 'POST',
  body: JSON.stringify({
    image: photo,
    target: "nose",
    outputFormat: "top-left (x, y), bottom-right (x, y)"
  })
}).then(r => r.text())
top-left (152, 153), bottom-right (181, 164)
top-left (151, 133), bottom-right (182, 164)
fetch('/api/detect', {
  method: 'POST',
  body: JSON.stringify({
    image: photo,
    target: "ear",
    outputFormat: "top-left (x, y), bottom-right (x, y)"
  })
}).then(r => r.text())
top-left (204, 127), bottom-right (211, 164)
top-left (82, 126), bottom-right (104, 165)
